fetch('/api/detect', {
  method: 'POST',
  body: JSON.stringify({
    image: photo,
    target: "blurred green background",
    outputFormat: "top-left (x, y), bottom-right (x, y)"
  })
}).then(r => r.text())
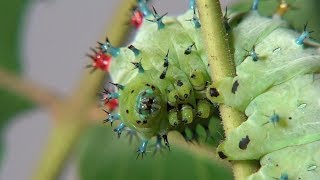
top-left (0, 0), bottom-right (319, 179)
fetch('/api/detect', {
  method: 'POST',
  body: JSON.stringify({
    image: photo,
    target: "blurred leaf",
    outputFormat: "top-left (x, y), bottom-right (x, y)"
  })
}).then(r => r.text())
top-left (230, 0), bottom-right (320, 40)
top-left (0, 0), bottom-right (33, 167)
top-left (77, 125), bottom-right (232, 180)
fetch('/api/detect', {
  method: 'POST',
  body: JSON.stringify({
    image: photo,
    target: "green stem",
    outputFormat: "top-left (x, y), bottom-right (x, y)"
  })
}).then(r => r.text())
top-left (196, 0), bottom-right (259, 179)
top-left (31, 1), bottom-right (137, 179)
top-left (0, 68), bottom-right (60, 110)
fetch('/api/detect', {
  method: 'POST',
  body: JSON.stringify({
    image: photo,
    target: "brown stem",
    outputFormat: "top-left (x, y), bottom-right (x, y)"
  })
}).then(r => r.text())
top-left (0, 68), bottom-right (61, 110)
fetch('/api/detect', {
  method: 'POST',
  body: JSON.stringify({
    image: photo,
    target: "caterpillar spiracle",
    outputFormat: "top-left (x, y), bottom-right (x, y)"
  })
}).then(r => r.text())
top-left (90, 0), bottom-right (320, 179)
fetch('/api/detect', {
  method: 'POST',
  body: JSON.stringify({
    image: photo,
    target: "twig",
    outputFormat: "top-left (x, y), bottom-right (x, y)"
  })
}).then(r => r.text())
top-left (31, 1), bottom-right (137, 179)
top-left (0, 67), bottom-right (110, 122)
top-left (196, 0), bottom-right (259, 179)
top-left (0, 68), bottom-right (61, 110)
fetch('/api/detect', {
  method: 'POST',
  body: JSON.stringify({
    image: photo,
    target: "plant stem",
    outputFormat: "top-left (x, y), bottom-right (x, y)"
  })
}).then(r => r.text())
top-left (196, 0), bottom-right (259, 179)
top-left (31, 1), bottom-right (137, 179)
top-left (0, 67), bottom-right (112, 123)
top-left (0, 68), bottom-right (61, 110)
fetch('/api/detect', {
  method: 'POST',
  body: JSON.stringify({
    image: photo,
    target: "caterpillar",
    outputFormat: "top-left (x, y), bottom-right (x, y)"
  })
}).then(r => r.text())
top-left (95, 0), bottom-right (219, 158)
top-left (209, 1), bottom-right (320, 179)
top-left (89, 0), bottom-right (320, 178)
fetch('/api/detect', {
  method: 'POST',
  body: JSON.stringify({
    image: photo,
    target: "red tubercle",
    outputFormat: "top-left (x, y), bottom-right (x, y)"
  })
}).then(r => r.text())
top-left (131, 10), bottom-right (144, 29)
top-left (105, 99), bottom-right (119, 111)
top-left (87, 48), bottom-right (112, 72)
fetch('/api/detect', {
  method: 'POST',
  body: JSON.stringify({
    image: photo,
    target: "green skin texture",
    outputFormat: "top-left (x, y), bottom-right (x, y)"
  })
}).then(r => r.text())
top-left (248, 141), bottom-right (320, 179)
top-left (205, 12), bottom-right (320, 179)
top-left (109, 10), bottom-right (212, 140)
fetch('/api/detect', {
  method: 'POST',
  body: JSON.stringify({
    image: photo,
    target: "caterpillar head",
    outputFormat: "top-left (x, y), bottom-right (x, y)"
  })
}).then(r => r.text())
top-left (118, 71), bottom-right (169, 139)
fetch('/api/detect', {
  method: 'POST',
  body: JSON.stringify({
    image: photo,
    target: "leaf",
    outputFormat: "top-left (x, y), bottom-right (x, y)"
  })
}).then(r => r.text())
top-left (0, 0), bottom-right (34, 166)
top-left (77, 125), bottom-right (233, 180)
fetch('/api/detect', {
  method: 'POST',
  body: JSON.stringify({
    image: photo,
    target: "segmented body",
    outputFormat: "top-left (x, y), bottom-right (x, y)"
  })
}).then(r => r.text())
top-left (106, 3), bottom-right (215, 155)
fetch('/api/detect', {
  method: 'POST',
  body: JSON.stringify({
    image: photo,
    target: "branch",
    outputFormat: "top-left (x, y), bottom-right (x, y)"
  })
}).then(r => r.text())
top-left (31, 1), bottom-right (137, 179)
top-left (196, 0), bottom-right (259, 179)
top-left (0, 67), bottom-right (111, 122)
top-left (0, 68), bottom-right (61, 110)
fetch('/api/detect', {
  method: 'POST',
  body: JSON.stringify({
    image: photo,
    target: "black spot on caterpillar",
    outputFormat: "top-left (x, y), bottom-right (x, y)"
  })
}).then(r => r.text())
top-left (239, 135), bottom-right (250, 150)
top-left (231, 80), bottom-right (239, 94)
top-left (218, 151), bottom-right (228, 159)
top-left (176, 80), bottom-right (183, 87)
top-left (209, 87), bottom-right (219, 97)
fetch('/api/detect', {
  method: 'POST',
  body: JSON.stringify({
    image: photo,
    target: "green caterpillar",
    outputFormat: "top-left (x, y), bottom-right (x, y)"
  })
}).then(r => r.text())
top-left (96, 0), bottom-right (320, 178)
top-left (101, 0), bottom-right (217, 157)
top-left (208, 1), bottom-right (320, 179)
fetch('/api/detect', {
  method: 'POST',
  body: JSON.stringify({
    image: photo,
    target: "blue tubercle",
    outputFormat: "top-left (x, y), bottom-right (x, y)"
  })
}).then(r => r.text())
top-left (184, 43), bottom-right (195, 55)
top-left (110, 92), bottom-right (120, 99)
top-left (98, 38), bottom-right (120, 57)
top-left (131, 60), bottom-right (144, 73)
top-left (189, 0), bottom-right (195, 10)
top-left (269, 111), bottom-right (280, 126)
top-left (109, 82), bottom-right (125, 90)
top-left (128, 45), bottom-right (140, 56)
top-left (146, 6), bottom-right (167, 30)
top-left (187, 8), bottom-right (201, 28)
top-left (296, 23), bottom-right (314, 45)
top-left (252, 0), bottom-right (259, 11)
top-left (244, 45), bottom-right (259, 61)
top-left (103, 109), bottom-right (120, 126)
top-left (137, 0), bottom-right (151, 17)
top-left (137, 140), bottom-right (149, 159)
top-left (104, 91), bottom-right (120, 100)
top-left (101, 89), bottom-right (120, 102)
top-left (114, 122), bottom-right (126, 138)
top-left (280, 173), bottom-right (288, 180)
